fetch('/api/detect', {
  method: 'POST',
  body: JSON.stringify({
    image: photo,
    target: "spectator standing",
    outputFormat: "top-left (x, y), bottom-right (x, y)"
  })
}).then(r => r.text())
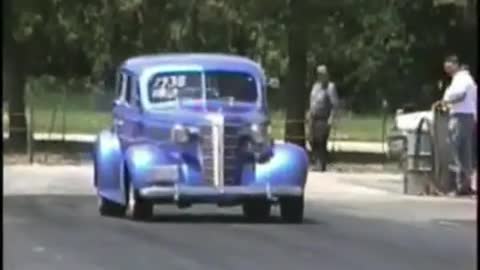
top-left (441, 55), bottom-right (477, 195)
top-left (308, 65), bottom-right (339, 171)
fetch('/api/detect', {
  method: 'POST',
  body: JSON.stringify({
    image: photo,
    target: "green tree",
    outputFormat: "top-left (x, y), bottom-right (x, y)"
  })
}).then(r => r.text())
top-left (4, 0), bottom-right (28, 148)
top-left (284, 0), bottom-right (308, 147)
top-left (5, 0), bottom-right (472, 148)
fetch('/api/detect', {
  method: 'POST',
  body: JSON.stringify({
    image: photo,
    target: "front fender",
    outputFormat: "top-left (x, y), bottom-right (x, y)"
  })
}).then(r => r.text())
top-left (255, 143), bottom-right (309, 187)
top-left (94, 129), bottom-right (124, 204)
top-left (124, 143), bottom-right (182, 189)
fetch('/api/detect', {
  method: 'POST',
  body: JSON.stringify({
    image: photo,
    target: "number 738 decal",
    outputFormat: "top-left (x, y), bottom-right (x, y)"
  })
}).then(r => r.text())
top-left (151, 75), bottom-right (187, 99)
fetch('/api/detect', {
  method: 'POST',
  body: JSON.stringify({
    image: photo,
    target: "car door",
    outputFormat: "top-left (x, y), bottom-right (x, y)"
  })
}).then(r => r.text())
top-left (122, 74), bottom-right (144, 143)
top-left (112, 71), bottom-right (142, 144)
top-left (112, 71), bottom-right (129, 144)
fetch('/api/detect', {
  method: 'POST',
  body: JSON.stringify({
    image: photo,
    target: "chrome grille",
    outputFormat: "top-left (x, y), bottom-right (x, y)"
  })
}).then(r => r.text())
top-left (199, 125), bottom-right (215, 185)
top-left (200, 120), bottom-right (241, 187)
top-left (224, 125), bottom-right (241, 185)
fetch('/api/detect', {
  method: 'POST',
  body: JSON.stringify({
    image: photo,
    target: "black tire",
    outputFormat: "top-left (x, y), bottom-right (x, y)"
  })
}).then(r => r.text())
top-left (280, 196), bottom-right (304, 223)
top-left (99, 197), bottom-right (126, 217)
top-left (242, 199), bottom-right (271, 221)
top-left (132, 190), bottom-right (153, 220)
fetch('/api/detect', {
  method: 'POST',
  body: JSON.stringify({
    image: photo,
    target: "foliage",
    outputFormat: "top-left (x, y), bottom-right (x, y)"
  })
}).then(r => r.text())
top-left (11, 0), bottom-right (471, 100)
top-left (5, 0), bottom-right (476, 146)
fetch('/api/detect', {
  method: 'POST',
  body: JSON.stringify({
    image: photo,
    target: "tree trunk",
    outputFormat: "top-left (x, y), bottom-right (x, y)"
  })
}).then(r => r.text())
top-left (285, 0), bottom-right (308, 148)
top-left (4, 0), bottom-right (28, 150)
top-left (190, 0), bottom-right (201, 51)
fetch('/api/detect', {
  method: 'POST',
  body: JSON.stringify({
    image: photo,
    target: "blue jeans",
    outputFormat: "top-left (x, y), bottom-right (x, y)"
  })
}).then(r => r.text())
top-left (448, 113), bottom-right (475, 192)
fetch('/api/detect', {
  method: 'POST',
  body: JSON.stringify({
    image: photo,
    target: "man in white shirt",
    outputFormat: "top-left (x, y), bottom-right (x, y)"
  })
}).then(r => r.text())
top-left (308, 65), bottom-right (339, 171)
top-left (441, 55), bottom-right (477, 195)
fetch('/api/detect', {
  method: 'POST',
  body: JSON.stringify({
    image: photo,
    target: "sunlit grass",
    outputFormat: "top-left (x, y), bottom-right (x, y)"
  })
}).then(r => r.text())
top-left (269, 110), bottom-right (392, 141)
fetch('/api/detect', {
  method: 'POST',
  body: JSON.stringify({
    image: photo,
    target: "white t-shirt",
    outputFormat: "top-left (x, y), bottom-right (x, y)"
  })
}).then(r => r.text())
top-left (442, 70), bottom-right (477, 117)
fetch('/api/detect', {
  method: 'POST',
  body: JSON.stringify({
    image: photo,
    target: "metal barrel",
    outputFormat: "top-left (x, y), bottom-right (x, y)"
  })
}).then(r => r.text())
top-left (402, 108), bottom-right (454, 196)
top-left (431, 108), bottom-right (453, 193)
top-left (403, 117), bottom-right (434, 195)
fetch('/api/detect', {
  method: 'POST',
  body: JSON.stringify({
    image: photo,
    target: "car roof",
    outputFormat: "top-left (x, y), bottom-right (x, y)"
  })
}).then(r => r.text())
top-left (120, 53), bottom-right (265, 78)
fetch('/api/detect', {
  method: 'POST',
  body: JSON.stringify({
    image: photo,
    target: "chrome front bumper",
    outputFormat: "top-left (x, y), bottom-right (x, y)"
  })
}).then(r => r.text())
top-left (138, 184), bottom-right (303, 201)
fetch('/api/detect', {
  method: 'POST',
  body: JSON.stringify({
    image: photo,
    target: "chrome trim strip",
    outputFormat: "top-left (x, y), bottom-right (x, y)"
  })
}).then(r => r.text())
top-left (213, 124), bottom-right (220, 187)
top-left (206, 114), bottom-right (224, 188)
top-left (219, 120), bottom-right (224, 188)
top-left (139, 185), bottom-right (303, 199)
top-left (172, 184), bottom-right (178, 201)
top-left (266, 182), bottom-right (272, 200)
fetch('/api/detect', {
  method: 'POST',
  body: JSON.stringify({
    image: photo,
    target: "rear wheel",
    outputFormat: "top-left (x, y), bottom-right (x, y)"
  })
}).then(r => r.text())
top-left (99, 197), bottom-right (126, 217)
top-left (242, 199), bottom-right (271, 221)
top-left (280, 195), bottom-right (304, 223)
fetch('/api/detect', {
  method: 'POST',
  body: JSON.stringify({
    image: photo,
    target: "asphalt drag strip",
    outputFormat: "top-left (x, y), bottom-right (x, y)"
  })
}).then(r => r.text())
top-left (3, 165), bottom-right (477, 270)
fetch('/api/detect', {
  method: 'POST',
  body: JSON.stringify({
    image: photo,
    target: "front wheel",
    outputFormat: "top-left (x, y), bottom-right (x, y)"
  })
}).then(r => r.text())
top-left (131, 190), bottom-right (153, 220)
top-left (280, 195), bottom-right (304, 223)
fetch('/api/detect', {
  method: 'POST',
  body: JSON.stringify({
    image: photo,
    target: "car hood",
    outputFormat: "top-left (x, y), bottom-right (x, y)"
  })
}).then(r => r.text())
top-left (177, 100), bottom-right (259, 114)
top-left (144, 101), bottom-right (267, 126)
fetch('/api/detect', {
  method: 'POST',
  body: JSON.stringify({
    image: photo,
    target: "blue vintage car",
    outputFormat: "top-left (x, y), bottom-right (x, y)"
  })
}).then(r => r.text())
top-left (93, 53), bottom-right (309, 222)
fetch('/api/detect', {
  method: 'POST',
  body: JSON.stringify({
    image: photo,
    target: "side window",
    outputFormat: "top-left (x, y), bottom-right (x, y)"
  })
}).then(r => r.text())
top-left (125, 75), bottom-right (132, 104)
top-left (127, 76), bottom-right (141, 108)
top-left (115, 73), bottom-right (124, 99)
top-left (132, 79), bottom-right (141, 107)
top-left (116, 72), bottom-right (128, 103)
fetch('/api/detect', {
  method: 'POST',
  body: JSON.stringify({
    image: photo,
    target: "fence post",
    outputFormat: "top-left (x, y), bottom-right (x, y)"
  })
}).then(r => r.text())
top-left (45, 103), bottom-right (59, 163)
top-left (61, 87), bottom-right (67, 142)
top-left (26, 88), bottom-right (35, 164)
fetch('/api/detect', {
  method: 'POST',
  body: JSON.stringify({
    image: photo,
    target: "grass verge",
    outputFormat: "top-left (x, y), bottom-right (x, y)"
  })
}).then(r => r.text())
top-left (4, 91), bottom-right (393, 142)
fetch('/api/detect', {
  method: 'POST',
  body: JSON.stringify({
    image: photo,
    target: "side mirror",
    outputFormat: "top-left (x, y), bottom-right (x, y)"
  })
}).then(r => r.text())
top-left (267, 78), bottom-right (280, 89)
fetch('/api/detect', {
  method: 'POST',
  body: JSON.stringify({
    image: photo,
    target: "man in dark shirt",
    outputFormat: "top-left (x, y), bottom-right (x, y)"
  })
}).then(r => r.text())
top-left (308, 65), bottom-right (339, 171)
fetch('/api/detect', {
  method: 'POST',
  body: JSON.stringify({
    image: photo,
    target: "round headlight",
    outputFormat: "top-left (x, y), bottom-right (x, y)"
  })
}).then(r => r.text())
top-left (171, 124), bottom-right (189, 144)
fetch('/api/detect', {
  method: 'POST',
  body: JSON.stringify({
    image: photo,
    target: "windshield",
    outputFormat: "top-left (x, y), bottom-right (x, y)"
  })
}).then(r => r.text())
top-left (147, 71), bottom-right (258, 104)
